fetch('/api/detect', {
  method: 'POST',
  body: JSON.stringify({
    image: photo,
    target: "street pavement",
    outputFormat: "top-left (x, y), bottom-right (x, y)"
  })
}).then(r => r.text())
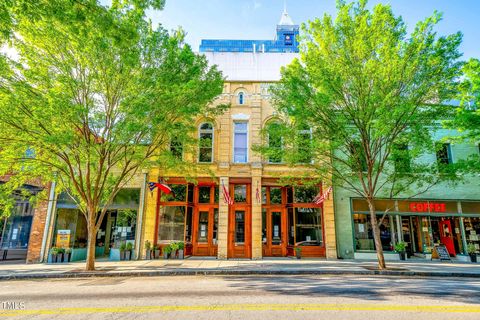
top-left (1, 258), bottom-right (480, 280)
top-left (0, 275), bottom-right (479, 319)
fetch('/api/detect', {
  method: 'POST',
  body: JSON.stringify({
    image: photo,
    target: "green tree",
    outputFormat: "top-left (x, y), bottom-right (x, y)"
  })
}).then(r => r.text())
top-left (0, 0), bottom-right (225, 270)
top-left (447, 58), bottom-right (480, 171)
top-left (265, 0), bottom-right (462, 269)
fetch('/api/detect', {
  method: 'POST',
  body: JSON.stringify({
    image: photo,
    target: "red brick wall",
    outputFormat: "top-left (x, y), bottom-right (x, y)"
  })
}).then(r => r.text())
top-left (26, 187), bottom-right (50, 264)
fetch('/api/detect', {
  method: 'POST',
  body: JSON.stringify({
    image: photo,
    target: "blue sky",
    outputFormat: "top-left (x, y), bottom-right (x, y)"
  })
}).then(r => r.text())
top-left (147, 0), bottom-right (480, 59)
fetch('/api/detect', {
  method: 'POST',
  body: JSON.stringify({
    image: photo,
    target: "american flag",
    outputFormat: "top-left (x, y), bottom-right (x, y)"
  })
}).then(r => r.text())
top-left (148, 181), bottom-right (172, 194)
top-left (313, 186), bottom-right (333, 205)
top-left (222, 182), bottom-right (233, 205)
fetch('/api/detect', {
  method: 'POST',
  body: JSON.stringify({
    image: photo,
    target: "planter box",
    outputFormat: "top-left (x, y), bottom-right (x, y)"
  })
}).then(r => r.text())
top-left (109, 249), bottom-right (135, 261)
top-left (70, 248), bottom-right (87, 262)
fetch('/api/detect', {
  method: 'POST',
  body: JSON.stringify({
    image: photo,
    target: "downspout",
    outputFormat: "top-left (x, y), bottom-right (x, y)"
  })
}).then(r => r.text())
top-left (39, 180), bottom-right (56, 262)
top-left (135, 171), bottom-right (148, 260)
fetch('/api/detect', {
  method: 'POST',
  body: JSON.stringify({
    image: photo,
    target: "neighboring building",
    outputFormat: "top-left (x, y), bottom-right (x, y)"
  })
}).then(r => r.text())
top-left (199, 6), bottom-right (300, 54)
top-left (140, 8), bottom-right (337, 260)
top-left (334, 128), bottom-right (480, 261)
top-left (0, 180), bottom-right (49, 263)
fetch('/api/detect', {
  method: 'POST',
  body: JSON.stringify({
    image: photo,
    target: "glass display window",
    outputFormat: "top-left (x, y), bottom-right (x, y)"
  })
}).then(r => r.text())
top-left (464, 217), bottom-right (480, 253)
top-left (294, 207), bottom-right (322, 246)
top-left (353, 213), bottom-right (394, 251)
top-left (157, 206), bottom-right (186, 242)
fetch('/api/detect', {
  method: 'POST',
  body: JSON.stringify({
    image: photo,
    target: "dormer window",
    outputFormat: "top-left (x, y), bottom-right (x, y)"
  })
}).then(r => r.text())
top-left (238, 92), bottom-right (245, 105)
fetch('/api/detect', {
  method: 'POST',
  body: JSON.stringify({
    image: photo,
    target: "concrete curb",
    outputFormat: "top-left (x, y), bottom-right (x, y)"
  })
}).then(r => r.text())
top-left (1, 269), bottom-right (480, 280)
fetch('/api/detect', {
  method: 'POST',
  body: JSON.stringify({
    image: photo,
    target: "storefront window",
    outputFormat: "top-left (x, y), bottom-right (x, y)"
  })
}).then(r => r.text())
top-left (214, 186), bottom-right (219, 204)
top-left (198, 186), bottom-right (210, 203)
top-left (234, 185), bottom-right (247, 203)
top-left (213, 208), bottom-right (218, 245)
top-left (53, 209), bottom-right (84, 248)
top-left (161, 185), bottom-right (187, 202)
top-left (463, 217), bottom-right (480, 253)
top-left (353, 213), bottom-right (393, 251)
top-left (158, 206), bottom-right (186, 242)
top-left (185, 207), bottom-right (193, 242)
top-left (110, 210), bottom-right (137, 249)
top-left (293, 186), bottom-right (318, 203)
top-left (295, 208), bottom-right (322, 245)
top-left (261, 187), bottom-right (267, 204)
top-left (270, 187), bottom-right (282, 204)
top-left (1, 200), bottom-right (34, 249)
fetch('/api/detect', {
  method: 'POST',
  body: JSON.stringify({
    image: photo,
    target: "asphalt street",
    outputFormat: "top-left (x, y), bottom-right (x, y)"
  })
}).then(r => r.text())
top-left (0, 275), bottom-right (479, 319)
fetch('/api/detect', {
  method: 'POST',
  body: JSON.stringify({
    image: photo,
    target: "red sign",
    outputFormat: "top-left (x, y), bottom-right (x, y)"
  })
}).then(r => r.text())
top-left (409, 202), bottom-right (446, 213)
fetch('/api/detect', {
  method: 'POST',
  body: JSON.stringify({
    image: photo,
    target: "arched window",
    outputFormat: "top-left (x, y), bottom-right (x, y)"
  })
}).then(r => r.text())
top-left (238, 92), bottom-right (245, 105)
top-left (199, 122), bottom-right (214, 163)
top-left (267, 122), bottom-right (283, 163)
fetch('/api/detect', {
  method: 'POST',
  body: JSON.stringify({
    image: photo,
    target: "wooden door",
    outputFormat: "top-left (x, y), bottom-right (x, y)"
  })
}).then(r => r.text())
top-left (192, 207), bottom-right (218, 256)
top-left (228, 206), bottom-right (251, 258)
top-left (263, 209), bottom-right (287, 257)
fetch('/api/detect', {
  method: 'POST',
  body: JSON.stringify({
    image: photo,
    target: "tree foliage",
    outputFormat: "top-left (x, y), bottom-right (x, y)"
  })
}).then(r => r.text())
top-left (263, 0), bottom-right (463, 268)
top-left (0, 0), bottom-right (225, 269)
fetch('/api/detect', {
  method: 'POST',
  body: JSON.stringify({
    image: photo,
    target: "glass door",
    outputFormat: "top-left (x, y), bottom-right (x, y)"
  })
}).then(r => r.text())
top-left (262, 209), bottom-right (287, 257)
top-left (228, 207), bottom-right (251, 258)
top-left (192, 207), bottom-right (218, 256)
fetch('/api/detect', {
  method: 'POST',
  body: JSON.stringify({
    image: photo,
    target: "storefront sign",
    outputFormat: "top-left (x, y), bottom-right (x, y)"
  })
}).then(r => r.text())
top-left (409, 202), bottom-right (446, 213)
top-left (56, 230), bottom-right (71, 248)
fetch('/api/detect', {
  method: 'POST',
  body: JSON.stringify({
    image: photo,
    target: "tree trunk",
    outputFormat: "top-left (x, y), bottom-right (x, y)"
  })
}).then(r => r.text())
top-left (367, 198), bottom-right (386, 270)
top-left (85, 218), bottom-right (97, 271)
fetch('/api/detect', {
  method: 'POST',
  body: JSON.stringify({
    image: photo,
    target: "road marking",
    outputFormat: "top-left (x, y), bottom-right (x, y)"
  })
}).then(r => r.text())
top-left (1, 303), bottom-right (480, 316)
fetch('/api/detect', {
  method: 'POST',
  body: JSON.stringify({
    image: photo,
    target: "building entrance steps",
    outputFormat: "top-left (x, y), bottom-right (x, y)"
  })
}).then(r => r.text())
top-left (0, 258), bottom-right (479, 280)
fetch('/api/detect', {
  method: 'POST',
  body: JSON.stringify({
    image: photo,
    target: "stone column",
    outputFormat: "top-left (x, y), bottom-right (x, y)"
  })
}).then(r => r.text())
top-left (143, 178), bottom-right (158, 250)
top-left (134, 172), bottom-right (148, 260)
top-left (217, 176), bottom-right (229, 259)
top-left (251, 175), bottom-right (262, 259)
top-left (323, 187), bottom-right (337, 259)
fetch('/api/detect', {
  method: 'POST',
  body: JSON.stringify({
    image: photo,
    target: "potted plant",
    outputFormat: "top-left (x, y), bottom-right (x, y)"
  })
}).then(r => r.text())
top-left (170, 242), bottom-right (179, 259)
top-left (119, 242), bottom-right (127, 261)
top-left (153, 244), bottom-right (160, 259)
top-left (50, 247), bottom-right (60, 263)
top-left (163, 244), bottom-right (172, 259)
top-left (467, 244), bottom-right (477, 263)
top-left (295, 247), bottom-right (301, 259)
top-left (394, 242), bottom-right (407, 261)
top-left (57, 247), bottom-right (65, 262)
top-left (64, 247), bottom-right (72, 262)
top-left (177, 242), bottom-right (185, 259)
top-left (126, 242), bottom-right (133, 260)
top-left (144, 240), bottom-right (152, 260)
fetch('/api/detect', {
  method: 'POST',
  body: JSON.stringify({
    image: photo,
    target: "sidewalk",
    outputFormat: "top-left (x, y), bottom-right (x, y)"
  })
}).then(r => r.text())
top-left (0, 258), bottom-right (479, 280)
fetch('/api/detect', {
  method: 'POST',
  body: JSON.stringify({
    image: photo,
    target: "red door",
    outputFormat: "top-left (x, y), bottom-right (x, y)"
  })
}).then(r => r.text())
top-left (439, 220), bottom-right (456, 257)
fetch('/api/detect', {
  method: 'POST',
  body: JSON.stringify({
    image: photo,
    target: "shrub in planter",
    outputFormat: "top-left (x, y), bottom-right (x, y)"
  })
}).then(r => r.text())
top-left (50, 247), bottom-right (60, 263)
top-left (163, 245), bottom-right (172, 259)
top-left (170, 242), bottom-right (179, 259)
top-left (153, 244), bottom-right (160, 259)
top-left (64, 248), bottom-right (72, 262)
top-left (467, 244), bottom-right (477, 263)
top-left (295, 247), bottom-right (301, 259)
top-left (119, 242), bottom-right (127, 261)
top-left (145, 240), bottom-right (152, 260)
top-left (126, 242), bottom-right (133, 260)
top-left (177, 242), bottom-right (185, 259)
top-left (57, 248), bottom-right (65, 263)
top-left (394, 242), bottom-right (407, 261)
